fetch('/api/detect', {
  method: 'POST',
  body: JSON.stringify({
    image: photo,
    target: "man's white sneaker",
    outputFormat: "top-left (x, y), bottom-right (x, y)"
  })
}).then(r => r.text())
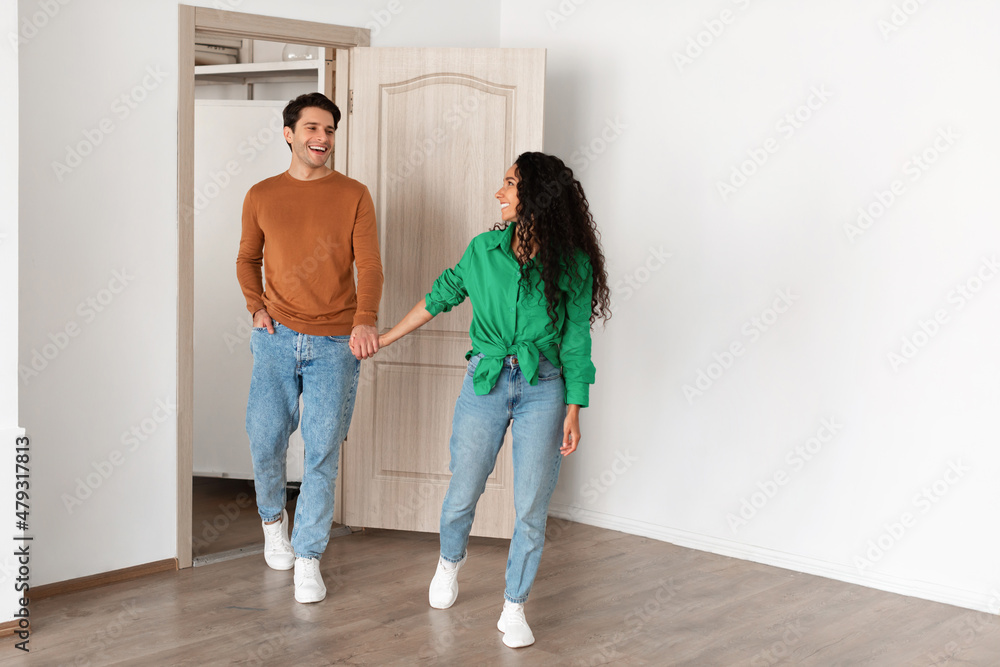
top-left (262, 509), bottom-right (294, 571)
top-left (294, 557), bottom-right (326, 603)
top-left (428, 554), bottom-right (466, 609)
top-left (497, 600), bottom-right (534, 648)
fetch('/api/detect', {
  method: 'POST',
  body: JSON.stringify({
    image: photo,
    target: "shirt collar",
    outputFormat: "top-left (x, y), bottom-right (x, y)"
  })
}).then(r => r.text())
top-left (488, 224), bottom-right (516, 258)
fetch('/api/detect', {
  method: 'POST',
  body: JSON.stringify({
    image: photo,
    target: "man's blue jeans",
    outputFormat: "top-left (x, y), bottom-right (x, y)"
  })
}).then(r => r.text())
top-left (246, 321), bottom-right (360, 559)
top-left (439, 353), bottom-right (565, 604)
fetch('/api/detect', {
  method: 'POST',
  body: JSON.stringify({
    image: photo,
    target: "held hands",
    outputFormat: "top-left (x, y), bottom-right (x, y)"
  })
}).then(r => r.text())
top-left (350, 325), bottom-right (380, 360)
top-left (561, 405), bottom-right (581, 456)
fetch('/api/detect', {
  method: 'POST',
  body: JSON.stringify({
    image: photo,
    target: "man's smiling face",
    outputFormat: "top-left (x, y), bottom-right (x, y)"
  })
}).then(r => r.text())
top-left (284, 106), bottom-right (335, 171)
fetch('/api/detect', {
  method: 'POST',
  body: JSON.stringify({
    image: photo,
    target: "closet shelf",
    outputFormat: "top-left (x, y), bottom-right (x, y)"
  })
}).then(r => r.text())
top-left (195, 60), bottom-right (331, 85)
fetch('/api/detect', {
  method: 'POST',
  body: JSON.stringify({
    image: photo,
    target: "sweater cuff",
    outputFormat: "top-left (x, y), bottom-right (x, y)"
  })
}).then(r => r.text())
top-left (352, 311), bottom-right (378, 328)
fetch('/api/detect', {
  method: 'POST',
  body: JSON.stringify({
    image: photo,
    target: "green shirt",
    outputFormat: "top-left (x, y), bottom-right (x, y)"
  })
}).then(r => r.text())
top-left (425, 225), bottom-right (596, 407)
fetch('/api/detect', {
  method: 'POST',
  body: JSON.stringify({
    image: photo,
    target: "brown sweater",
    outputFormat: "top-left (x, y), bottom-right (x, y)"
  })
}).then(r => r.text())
top-left (237, 170), bottom-right (383, 335)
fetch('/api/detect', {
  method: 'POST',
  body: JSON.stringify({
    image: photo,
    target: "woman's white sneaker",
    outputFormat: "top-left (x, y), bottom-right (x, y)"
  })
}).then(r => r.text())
top-left (294, 557), bottom-right (326, 603)
top-left (262, 509), bottom-right (294, 571)
top-left (428, 554), bottom-right (466, 609)
top-left (497, 600), bottom-right (534, 648)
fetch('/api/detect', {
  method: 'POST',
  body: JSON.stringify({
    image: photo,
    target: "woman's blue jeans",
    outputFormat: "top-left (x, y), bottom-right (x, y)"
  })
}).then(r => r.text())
top-left (439, 353), bottom-right (565, 604)
top-left (246, 321), bottom-right (360, 559)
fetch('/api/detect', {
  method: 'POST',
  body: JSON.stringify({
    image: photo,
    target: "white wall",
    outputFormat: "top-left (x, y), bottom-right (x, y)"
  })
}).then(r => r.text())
top-left (502, 1), bottom-right (1000, 612)
top-left (22, 0), bottom-right (999, 616)
top-left (19, 0), bottom-right (501, 587)
top-left (2, 0), bottom-right (22, 627)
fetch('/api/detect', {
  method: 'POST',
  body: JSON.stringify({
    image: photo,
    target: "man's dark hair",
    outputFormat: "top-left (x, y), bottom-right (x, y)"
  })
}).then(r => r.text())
top-left (282, 93), bottom-right (341, 150)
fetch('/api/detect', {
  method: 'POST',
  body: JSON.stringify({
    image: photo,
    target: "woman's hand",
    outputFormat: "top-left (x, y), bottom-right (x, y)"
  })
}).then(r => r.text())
top-left (378, 334), bottom-right (390, 349)
top-left (561, 404), bottom-right (581, 456)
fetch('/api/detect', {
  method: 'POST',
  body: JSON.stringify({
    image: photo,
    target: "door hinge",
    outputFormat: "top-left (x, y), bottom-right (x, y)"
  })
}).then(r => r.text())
top-left (348, 90), bottom-right (354, 115)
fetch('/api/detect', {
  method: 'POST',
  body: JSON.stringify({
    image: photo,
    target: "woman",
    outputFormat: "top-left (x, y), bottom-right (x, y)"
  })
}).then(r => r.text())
top-left (378, 151), bottom-right (611, 648)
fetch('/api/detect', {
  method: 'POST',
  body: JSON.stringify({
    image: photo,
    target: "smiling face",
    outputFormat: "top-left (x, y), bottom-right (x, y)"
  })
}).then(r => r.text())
top-left (283, 106), bottom-right (335, 174)
top-left (495, 164), bottom-right (520, 223)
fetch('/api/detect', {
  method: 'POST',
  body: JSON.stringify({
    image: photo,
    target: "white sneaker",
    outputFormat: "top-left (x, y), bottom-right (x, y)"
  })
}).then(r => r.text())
top-left (294, 557), bottom-right (326, 603)
top-left (261, 509), bottom-right (294, 571)
top-left (497, 600), bottom-right (534, 648)
top-left (428, 554), bottom-right (466, 609)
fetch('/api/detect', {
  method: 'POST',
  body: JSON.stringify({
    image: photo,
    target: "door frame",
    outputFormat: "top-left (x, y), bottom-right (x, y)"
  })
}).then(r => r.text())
top-left (177, 6), bottom-right (370, 568)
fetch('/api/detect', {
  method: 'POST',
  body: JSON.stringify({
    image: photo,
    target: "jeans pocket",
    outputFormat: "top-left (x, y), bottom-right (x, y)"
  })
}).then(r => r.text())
top-left (466, 353), bottom-right (484, 377)
top-left (537, 354), bottom-right (562, 381)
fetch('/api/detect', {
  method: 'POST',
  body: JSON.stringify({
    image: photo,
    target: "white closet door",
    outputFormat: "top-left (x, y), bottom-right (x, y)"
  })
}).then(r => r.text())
top-left (192, 100), bottom-right (307, 482)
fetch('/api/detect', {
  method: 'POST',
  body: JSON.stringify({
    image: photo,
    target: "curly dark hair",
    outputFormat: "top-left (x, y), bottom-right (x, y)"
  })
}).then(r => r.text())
top-left (494, 151), bottom-right (611, 330)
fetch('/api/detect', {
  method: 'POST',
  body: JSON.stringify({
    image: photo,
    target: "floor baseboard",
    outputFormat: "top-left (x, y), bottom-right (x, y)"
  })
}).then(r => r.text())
top-left (30, 558), bottom-right (178, 601)
top-left (547, 502), bottom-right (999, 615)
top-left (0, 620), bottom-right (21, 637)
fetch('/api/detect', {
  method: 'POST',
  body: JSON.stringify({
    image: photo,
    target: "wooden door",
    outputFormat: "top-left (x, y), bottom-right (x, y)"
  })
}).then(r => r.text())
top-left (343, 48), bottom-right (546, 537)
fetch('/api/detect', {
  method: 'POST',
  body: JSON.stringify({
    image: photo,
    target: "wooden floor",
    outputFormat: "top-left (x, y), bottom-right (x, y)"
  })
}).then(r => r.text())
top-left (14, 521), bottom-right (1000, 666)
top-left (191, 476), bottom-right (301, 559)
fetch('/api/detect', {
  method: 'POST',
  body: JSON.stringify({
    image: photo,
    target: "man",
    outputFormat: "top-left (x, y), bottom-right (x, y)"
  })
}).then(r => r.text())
top-left (237, 92), bottom-right (382, 603)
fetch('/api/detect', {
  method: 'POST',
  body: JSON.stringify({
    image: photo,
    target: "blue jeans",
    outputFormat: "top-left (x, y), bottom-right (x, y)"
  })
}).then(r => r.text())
top-left (439, 353), bottom-right (565, 604)
top-left (246, 321), bottom-right (360, 559)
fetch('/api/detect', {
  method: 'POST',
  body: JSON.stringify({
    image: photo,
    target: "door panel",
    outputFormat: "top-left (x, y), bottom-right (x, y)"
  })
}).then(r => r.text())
top-left (344, 48), bottom-right (545, 537)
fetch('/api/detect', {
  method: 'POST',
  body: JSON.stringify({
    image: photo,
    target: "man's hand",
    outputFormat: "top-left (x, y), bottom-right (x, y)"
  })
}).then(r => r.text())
top-left (350, 325), bottom-right (380, 360)
top-left (253, 308), bottom-right (274, 334)
top-left (561, 404), bottom-right (581, 456)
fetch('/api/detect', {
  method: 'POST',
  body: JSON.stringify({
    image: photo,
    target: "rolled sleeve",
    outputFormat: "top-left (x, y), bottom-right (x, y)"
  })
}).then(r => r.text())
top-left (425, 241), bottom-right (473, 316)
top-left (560, 257), bottom-right (596, 407)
